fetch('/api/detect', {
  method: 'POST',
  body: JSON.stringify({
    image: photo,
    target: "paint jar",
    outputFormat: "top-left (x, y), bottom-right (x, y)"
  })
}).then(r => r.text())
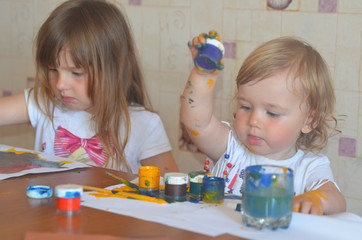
top-left (188, 171), bottom-right (206, 201)
top-left (138, 166), bottom-right (160, 192)
top-left (55, 184), bottom-right (83, 214)
top-left (202, 176), bottom-right (225, 204)
top-left (164, 172), bottom-right (189, 202)
top-left (194, 38), bottom-right (225, 73)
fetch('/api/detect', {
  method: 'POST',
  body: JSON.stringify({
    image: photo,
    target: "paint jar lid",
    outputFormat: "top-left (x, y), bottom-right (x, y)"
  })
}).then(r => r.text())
top-left (26, 185), bottom-right (53, 199)
top-left (165, 172), bottom-right (189, 185)
top-left (55, 184), bottom-right (83, 198)
top-left (189, 171), bottom-right (206, 183)
top-left (138, 166), bottom-right (160, 176)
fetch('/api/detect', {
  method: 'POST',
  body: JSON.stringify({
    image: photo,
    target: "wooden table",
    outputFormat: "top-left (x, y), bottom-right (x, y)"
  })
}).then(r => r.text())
top-left (0, 167), bottom-right (244, 240)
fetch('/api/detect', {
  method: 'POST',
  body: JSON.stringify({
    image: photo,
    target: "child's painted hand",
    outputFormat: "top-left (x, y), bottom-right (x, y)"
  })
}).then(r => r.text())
top-left (188, 30), bottom-right (224, 73)
top-left (293, 189), bottom-right (327, 215)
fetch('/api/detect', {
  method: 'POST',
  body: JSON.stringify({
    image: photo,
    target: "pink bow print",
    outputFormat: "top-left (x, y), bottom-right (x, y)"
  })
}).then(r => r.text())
top-left (54, 126), bottom-right (108, 166)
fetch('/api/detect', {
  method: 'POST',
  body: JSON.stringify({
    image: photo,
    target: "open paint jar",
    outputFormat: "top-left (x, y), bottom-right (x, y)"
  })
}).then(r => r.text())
top-left (55, 184), bottom-right (83, 214)
top-left (202, 176), bottom-right (225, 204)
top-left (164, 172), bottom-right (189, 202)
top-left (188, 171), bottom-right (206, 201)
top-left (138, 166), bottom-right (160, 192)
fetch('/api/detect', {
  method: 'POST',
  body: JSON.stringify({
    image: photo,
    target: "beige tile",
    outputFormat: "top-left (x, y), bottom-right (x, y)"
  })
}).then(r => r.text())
top-left (337, 15), bottom-right (361, 48)
top-left (224, 0), bottom-right (266, 10)
top-left (169, 0), bottom-right (190, 7)
top-left (10, 1), bottom-right (34, 59)
top-left (190, 0), bottom-right (222, 35)
top-left (158, 91), bottom-right (182, 150)
top-left (322, 135), bottom-right (340, 179)
top-left (143, 70), bottom-right (161, 111)
top-left (34, 0), bottom-right (60, 29)
top-left (335, 91), bottom-right (359, 137)
top-left (124, 6), bottom-right (144, 54)
top-left (142, 7), bottom-right (161, 71)
top-left (281, 12), bottom-right (337, 65)
top-left (235, 41), bottom-right (261, 68)
top-left (339, 157), bottom-right (362, 200)
top-left (223, 10), bottom-right (252, 41)
top-left (357, 116), bottom-right (362, 158)
top-left (159, 8), bottom-right (190, 72)
top-left (220, 58), bottom-right (238, 100)
top-left (300, 0), bottom-right (318, 12)
top-left (142, 0), bottom-right (170, 7)
top-left (251, 11), bottom-right (281, 42)
top-left (339, 0), bottom-right (362, 13)
top-left (345, 197), bottom-right (362, 217)
top-left (334, 46), bottom-right (359, 91)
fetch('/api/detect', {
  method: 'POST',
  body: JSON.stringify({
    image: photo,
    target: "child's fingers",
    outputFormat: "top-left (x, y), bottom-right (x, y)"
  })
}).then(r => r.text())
top-left (188, 45), bottom-right (198, 59)
top-left (310, 205), bottom-right (323, 215)
top-left (292, 201), bottom-right (301, 212)
top-left (208, 30), bottom-right (220, 41)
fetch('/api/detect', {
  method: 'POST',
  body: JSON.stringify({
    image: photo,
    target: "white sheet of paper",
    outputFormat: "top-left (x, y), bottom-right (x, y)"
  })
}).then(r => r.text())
top-left (0, 144), bottom-right (89, 180)
top-left (81, 184), bottom-right (362, 239)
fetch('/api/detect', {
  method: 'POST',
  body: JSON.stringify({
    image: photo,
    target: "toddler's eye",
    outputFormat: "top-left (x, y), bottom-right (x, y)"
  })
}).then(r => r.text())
top-left (267, 111), bottom-right (279, 118)
top-left (241, 105), bottom-right (251, 111)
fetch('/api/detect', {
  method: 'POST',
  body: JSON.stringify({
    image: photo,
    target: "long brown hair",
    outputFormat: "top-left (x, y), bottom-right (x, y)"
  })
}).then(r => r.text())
top-left (34, 0), bottom-right (151, 171)
top-left (236, 37), bottom-right (338, 151)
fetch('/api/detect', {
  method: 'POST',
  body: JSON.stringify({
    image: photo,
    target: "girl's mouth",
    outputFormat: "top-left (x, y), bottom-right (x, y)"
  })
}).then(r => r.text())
top-left (61, 96), bottom-right (75, 102)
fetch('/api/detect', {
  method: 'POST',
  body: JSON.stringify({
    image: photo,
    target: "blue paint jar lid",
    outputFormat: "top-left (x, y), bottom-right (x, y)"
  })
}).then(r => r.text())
top-left (55, 184), bottom-right (83, 198)
top-left (26, 185), bottom-right (53, 199)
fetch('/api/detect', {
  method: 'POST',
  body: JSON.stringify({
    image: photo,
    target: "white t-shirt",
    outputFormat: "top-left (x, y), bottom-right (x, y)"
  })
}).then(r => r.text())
top-left (211, 124), bottom-right (337, 196)
top-left (24, 89), bottom-right (172, 174)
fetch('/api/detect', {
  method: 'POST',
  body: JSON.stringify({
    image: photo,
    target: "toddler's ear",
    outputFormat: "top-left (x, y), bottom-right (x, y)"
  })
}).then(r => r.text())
top-left (301, 112), bottom-right (318, 134)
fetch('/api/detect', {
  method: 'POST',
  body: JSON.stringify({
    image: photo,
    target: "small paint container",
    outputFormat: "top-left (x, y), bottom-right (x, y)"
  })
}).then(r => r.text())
top-left (202, 176), bottom-right (225, 204)
top-left (138, 166), bottom-right (160, 192)
top-left (194, 38), bottom-right (225, 73)
top-left (188, 171), bottom-right (206, 201)
top-left (26, 185), bottom-right (53, 199)
top-left (55, 184), bottom-right (83, 213)
top-left (164, 172), bottom-right (189, 202)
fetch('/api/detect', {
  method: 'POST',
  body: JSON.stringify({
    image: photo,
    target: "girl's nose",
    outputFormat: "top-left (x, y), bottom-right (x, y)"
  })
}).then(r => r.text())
top-left (55, 72), bottom-right (68, 91)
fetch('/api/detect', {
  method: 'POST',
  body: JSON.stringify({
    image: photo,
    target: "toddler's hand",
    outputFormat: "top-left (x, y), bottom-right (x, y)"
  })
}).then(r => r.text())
top-left (188, 30), bottom-right (224, 72)
top-left (293, 190), bottom-right (327, 215)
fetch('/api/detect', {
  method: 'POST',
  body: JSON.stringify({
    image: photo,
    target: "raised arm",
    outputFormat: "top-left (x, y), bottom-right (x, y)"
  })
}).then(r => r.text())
top-left (0, 91), bottom-right (30, 126)
top-left (180, 32), bottom-right (230, 161)
top-left (293, 181), bottom-right (346, 215)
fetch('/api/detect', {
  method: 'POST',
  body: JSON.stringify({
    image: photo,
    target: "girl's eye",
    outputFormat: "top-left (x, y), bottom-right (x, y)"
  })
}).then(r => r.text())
top-left (72, 71), bottom-right (83, 76)
top-left (48, 68), bottom-right (57, 72)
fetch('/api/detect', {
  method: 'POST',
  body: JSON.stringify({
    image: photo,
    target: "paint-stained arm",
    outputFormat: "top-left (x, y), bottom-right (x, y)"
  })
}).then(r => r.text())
top-left (293, 181), bottom-right (346, 215)
top-left (180, 32), bottom-right (229, 161)
top-left (0, 91), bottom-right (30, 126)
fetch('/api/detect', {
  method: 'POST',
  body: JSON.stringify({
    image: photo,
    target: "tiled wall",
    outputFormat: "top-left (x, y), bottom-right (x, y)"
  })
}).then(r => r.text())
top-left (0, 0), bottom-right (361, 215)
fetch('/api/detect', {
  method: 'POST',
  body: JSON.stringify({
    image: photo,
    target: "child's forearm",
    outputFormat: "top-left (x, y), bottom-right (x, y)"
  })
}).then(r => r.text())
top-left (180, 67), bottom-right (218, 134)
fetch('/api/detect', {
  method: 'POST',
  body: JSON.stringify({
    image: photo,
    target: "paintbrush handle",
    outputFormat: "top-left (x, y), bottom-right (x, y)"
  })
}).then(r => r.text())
top-left (105, 171), bottom-right (141, 191)
top-left (69, 184), bottom-right (168, 204)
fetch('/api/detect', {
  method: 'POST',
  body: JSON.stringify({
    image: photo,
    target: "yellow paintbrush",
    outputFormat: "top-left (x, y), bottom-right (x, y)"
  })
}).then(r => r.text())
top-left (69, 183), bottom-right (168, 204)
